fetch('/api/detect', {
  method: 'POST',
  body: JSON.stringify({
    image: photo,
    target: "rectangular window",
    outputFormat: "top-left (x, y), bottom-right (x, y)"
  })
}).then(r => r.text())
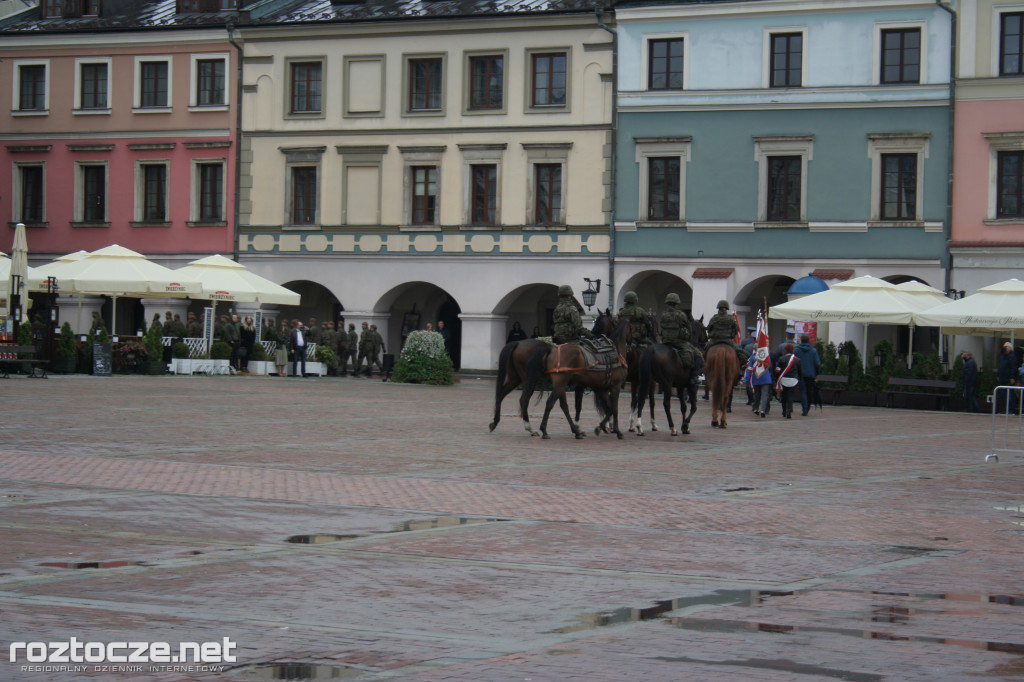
top-left (82, 165), bottom-right (106, 222)
top-left (997, 150), bottom-right (1023, 218)
top-left (196, 59), bottom-right (225, 106)
top-left (647, 157), bottom-right (680, 220)
top-left (767, 156), bottom-right (801, 222)
top-left (471, 164), bottom-right (497, 224)
top-left (290, 62), bottom-right (322, 114)
top-left (142, 165), bottom-right (167, 221)
top-left (648, 38), bottom-right (683, 91)
top-left (880, 153), bottom-right (917, 220)
top-left (80, 63), bottom-right (108, 109)
top-left (881, 28), bottom-right (920, 84)
top-left (43, 0), bottom-right (60, 17)
top-left (770, 33), bottom-right (802, 88)
top-left (531, 53), bottom-right (567, 106)
top-left (140, 61), bottom-right (169, 107)
top-left (409, 58), bottom-right (442, 111)
top-left (1001, 12), bottom-right (1024, 76)
top-left (198, 163), bottom-right (224, 221)
top-left (535, 163), bottom-right (562, 225)
top-left (411, 166), bottom-right (438, 224)
top-left (291, 167), bottom-right (317, 224)
top-left (82, 0), bottom-right (99, 14)
top-left (19, 65), bottom-right (46, 111)
top-left (19, 166), bottom-right (44, 223)
top-left (469, 56), bottom-right (503, 110)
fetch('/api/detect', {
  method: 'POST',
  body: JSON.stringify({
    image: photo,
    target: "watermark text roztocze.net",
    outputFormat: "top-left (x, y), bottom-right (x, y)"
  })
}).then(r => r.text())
top-left (10, 637), bottom-right (237, 664)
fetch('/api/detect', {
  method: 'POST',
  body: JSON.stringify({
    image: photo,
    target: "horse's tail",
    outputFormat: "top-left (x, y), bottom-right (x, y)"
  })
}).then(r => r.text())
top-left (592, 387), bottom-right (612, 420)
top-left (496, 341), bottom-right (516, 390)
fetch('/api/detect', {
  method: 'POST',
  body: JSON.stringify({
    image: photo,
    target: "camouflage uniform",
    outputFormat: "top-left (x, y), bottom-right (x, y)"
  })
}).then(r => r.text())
top-left (369, 325), bottom-right (385, 374)
top-left (306, 318), bottom-right (320, 346)
top-left (551, 285), bottom-right (592, 344)
top-left (659, 293), bottom-right (701, 377)
top-left (617, 291), bottom-right (652, 347)
top-left (706, 300), bottom-right (747, 366)
top-left (341, 323), bottom-right (358, 375)
top-left (320, 322), bottom-right (337, 372)
top-left (186, 315), bottom-right (202, 338)
top-left (357, 323), bottom-right (374, 375)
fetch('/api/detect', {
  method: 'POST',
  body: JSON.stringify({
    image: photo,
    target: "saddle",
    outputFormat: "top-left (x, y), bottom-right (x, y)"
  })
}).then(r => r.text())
top-left (548, 337), bottom-right (624, 373)
top-left (581, 335), bottom-right (615, 355)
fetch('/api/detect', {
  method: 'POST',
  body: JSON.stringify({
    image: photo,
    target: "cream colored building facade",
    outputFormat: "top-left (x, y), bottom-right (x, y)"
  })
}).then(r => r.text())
top-left (237, 11), bottom-right (614, 369)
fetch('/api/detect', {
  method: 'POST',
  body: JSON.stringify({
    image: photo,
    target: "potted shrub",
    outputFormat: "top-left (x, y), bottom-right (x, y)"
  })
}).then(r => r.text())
top-left (54, 322), bottom-right (77, 374)
top-left (114, 339), bottom-right (148, 373)
top-left (246, 341), bottom-right (273, 375)
top-left (392, 330), bottom-right (454, 385)
top-left (142, 323), bottom-right (166, 374)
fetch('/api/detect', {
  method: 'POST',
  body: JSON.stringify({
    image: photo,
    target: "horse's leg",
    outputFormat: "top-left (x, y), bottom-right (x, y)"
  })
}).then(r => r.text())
top-left (518, 379), bottom-right (541, 436)
top-left (573, 385), bottom-right (584, 429)
top-left (662, 382), bottom-right (677, 436)
top-left (634, 383), bottom-right (646, 437)
top-left (559, 387), bottom-right (585, 439)
top-left (610, 386), bottom-right (624, 439)
top-left (538, 384), bottom-right (564, 440)
top-left (490, 379), bottom-right (518, 432)
top-left (683, 382), bottom-right (697, 434)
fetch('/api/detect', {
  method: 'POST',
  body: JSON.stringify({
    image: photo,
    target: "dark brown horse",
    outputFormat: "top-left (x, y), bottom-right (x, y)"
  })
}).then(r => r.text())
top-left (525, 318), bottom-right (632, 439)
top-left (706, 342), bottom-right (741, 428)
top-left (634, 343), bottom-right (699, 436)
top-left (591, 311), bottom-right (659, 434)
top-left (490, 338), bottom-right (586, 436)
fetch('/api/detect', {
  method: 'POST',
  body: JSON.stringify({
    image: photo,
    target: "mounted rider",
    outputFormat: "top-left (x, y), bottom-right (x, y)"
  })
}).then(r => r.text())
top-left (659, 293), bottom-right (703, 385)
top-left (706, 299), bottom-right (748, 366)
top-left (617, 291), bottom-right (653, 348)
top-left (552, 284), bottom-right (594, 344)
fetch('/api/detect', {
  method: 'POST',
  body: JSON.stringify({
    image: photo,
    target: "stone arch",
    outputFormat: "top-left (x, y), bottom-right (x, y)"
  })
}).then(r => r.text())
top-left (734, 274), bottom-right (796, 339)
top-left (616, 270), bottom-right (693, 317)
top-left (376, 281), bottom-right (462, 369)
top-left (493, 283), bottom-right (559, 338)
top-left (275, 280), bottom-right (342, 329)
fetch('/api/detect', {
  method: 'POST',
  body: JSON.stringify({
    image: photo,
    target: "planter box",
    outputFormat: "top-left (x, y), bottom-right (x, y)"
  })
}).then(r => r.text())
top-left (841, 390), bottom-right (879, 407)
top-left (245, 360), bottom-right (274, 376)
top-left (171, 358), bottom-right (230, 375)
top-left (304, 361), bottom-right (326, 377)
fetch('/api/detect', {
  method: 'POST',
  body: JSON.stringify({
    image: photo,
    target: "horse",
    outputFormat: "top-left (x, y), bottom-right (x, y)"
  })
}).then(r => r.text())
top-left (632, 314), bottom-right (704, 437)
top-left (525, 318), bottom-right (632, 439)
top-left (705, 341), bottom-right (741, 428)
top-left (591, 311), bottom-right (659, 434)
top-left (490, 337), bottom-right (589, 436)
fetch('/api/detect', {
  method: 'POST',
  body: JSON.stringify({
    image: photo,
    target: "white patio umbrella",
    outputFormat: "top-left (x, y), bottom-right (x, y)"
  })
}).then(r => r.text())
top-left (914, 278), bottom-right (1024, 341)
top-left (27, 250), bottom-right (92, 330)
top-left (172, 255), bottom-right (299, 352)
top-left (9, 222), bottom-right (29, 327)
top-left (769, 275), bottom-right (943, 367)
top-left (50, 244), bottom-right (202, 335)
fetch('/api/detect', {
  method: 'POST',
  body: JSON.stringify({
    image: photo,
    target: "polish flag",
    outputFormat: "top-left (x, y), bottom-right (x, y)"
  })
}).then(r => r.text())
top-left (732, 313), bottom-right (741, 344)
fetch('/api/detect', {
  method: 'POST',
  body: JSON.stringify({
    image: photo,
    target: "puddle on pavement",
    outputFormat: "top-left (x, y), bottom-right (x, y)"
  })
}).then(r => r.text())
top-left (667, 617), bottom-right (1024, 656)
top-left (285, 517), bottom-right (509, 544)
top-left (652, 654), bottom-right (882, 680)
top-left (39, 560), bottom-right (147, 569)
top-left (233, 662), bottom-right (363, 680)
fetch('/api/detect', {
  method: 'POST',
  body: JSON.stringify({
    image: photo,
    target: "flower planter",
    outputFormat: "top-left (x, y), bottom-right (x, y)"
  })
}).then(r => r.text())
top-left (171, 358), bottom-right (230, 375)
top-left (245, 360), bottom-right (274, 376)
top-left (840, 390), bottom-right (879, 407)
top-left (144, 359), bottom-right (167, 375)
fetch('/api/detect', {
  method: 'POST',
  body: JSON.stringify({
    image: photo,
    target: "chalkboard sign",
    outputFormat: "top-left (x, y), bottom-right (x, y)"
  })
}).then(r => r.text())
top-left (92, 342), bottom-right (112, 376)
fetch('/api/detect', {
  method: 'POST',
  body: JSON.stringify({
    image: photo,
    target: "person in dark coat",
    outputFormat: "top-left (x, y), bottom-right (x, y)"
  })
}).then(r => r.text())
top-left (997, 341), bottom-right (1020, 413)
top-left (794, 334), bottom-right (822, 416)
top-left (961, 350), bottom-right (980, 413)
top-left (506, 321), bottom-right (528, 343)
top-left (774, 343), bottom-right (802, 419)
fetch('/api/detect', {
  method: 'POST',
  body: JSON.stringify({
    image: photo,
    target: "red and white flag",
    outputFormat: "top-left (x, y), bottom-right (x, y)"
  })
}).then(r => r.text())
top-left (732, 313), bottom-right (741, 344)
top-left (753, 310), bottom-right (771, 379)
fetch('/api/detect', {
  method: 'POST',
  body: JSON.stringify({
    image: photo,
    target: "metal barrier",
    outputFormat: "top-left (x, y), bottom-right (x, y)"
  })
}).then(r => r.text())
top-left (988, 386), bottom-right (1023, 462)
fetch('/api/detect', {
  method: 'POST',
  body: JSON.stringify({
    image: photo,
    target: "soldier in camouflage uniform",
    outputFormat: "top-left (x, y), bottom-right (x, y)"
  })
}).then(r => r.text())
top-left (617, 291), bottom-right (653, 347)
top-left (320, 321), bottom-right (337, 374)
top-left (341, 322), bottom-right (358, 376)
top-left (356, 322), bottom-right (373, 375)
top-left (659, 293), bottom-right (702, 383)
top-left (306, 317), bottom-right (320, 346)
top-left (551, 284), bottom-right (593, 344)
top-left (706, 299), bottom-right (747, 366)
top-left (369, 324), bottom-right (385, 375)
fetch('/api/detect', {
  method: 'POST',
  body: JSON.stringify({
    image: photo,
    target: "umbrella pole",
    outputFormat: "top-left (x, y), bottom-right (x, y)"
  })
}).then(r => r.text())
top-left (111, 295), bottom-right (117, 337)
top-left (908, 325), bottom-right (915, 368)
top-left (862, 325), bottom-right (868, 370)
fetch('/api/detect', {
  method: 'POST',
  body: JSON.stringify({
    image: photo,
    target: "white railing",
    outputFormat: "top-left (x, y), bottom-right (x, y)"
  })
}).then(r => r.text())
top-left (988, 386), bottom-right (1023, 463)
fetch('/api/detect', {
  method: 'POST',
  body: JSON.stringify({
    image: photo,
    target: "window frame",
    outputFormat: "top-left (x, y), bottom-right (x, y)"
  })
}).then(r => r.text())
top-left (645, 36), bottom-right (686, 92)
top-left (404, 53), bottom-right (446, 116)
top-left (874, 22), bottom-right (926, 85)
top-left (285, 58), bottom-right (325, 118)
top-left (12, 60), bottom-right (49, 115)
top-left (764, 28), bottom-right (806, 88)
top-left (997, 9), bottom-right (1024, 77)
top-left (634, 138), bottom-right (691, 225)
top-left (465, 51), bottom-right (506, 114)
top-left (410, 165), bottom-right (439, 226)
top-left (132, 161), bottom-right (170, 225)
top-left (13, 163), bottom-right (46, 226)
top-left (74, 58), bottom-right (111, 113)
top-left (996, 149), bottom-right (1024, 219)
top-left (190, 53), bottom-right (229, 109)
top-left (290, 166), bottom-right (318, 226)
top-left (526, 48), bottom-right (570, 112)
top-left (281, 146), bottom-right (325, 228)
top-left (189, 158), bottom-right (227, 225)
top-left (754, 136), bottom-right (813, 226)
top-left (867, 133), bottom-right (929, 225)
top-left (459, 143), bottom-right (504, 227)
top-left (73, 162), bottom-right (109, 225)
top-left (133, 56), bottom-right (172, 112)
top-left (400, 146), bottom-right (445, 228)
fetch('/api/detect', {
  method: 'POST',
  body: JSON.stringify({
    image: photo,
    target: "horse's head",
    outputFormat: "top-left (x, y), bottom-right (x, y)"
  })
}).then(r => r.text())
top-left (591, 309), bottom-right (616, 336)
top-left (692, 314), bottom-right (708, 346)
top-left (611, 316), bottom-right (633, 349)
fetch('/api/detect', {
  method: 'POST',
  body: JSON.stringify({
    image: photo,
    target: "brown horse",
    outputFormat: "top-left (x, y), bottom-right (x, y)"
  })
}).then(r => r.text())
top-left (634, 343), bottom-right (698, 436)
top-left (526, 318), bottom-right (632, 439)
top-left (705, 342), bottom-right (741, 428)
top-left (490, 338), bottom-right (586, 436)
top-left (592, 311), bottom-right (659, 434)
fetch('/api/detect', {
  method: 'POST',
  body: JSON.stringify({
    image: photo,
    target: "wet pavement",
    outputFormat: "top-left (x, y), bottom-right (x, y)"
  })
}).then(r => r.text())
top-left (0, 373), bottom-right (1021, 681)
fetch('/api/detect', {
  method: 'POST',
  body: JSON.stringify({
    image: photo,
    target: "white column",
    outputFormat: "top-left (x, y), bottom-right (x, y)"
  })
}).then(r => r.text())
top-left (458, 313), bottom-right (509, 372)
top-left (55, 295), bottom-right (105, 335)
top-left (691, 278), bottom-right (731, 324)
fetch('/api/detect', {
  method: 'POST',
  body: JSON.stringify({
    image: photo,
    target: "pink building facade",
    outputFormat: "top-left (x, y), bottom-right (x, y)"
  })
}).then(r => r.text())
top-left (1, 34), bottom-right (237, 264)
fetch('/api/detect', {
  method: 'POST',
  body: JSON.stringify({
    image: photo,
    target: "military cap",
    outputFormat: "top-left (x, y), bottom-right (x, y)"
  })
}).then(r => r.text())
top-left (665, 293), bottom-right (680, 305)
top-left (623, 291), bottom-right (638, 304)
top-left (558, 284), bottom-right (573, 296)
